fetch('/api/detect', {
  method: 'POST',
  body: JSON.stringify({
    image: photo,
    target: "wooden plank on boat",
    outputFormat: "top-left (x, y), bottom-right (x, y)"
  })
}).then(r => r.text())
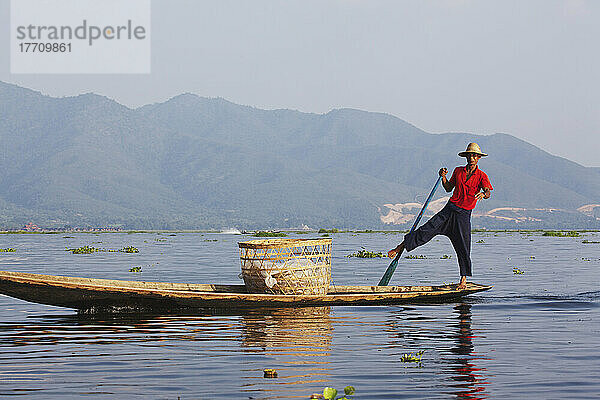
top-left (0, 270), bottom-right (491, 311)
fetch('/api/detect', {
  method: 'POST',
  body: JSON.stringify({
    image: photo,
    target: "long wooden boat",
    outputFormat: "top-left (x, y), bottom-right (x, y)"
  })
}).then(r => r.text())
top-left (0, 270), bottom-right (491, 312)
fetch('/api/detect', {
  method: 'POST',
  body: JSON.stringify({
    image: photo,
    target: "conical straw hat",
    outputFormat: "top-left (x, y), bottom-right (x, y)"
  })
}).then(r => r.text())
top-left (458, 142), bottom-right (488, 157)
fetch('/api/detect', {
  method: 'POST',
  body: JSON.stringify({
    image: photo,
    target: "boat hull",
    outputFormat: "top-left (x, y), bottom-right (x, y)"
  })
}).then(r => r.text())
top-left (0, 271), bottom-right (491, 312)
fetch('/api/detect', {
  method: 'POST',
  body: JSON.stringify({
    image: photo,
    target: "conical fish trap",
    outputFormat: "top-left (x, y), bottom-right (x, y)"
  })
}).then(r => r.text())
top-left (238, 238), bottom-right (332, 295)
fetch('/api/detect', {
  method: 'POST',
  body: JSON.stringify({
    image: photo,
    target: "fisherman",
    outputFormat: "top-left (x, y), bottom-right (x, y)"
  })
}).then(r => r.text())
top-left (387, 143), bottom-right (493, 289)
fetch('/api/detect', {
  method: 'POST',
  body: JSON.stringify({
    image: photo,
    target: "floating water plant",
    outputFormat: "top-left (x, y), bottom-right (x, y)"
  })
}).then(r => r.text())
top-left (263, 368), bottom-right (277, 378)
top-left (405, 254), bottom-right (426, 259)
top-left (128, 266), bottom-right (142, 272)
top-left (347, 248), bottom-right (384, 258)
top-left (440, 254), bottom-right (452, 259)
top-left (67, 245), bottom-right (139, 254)
top-left (67, 245), bottom-right (100, 254)
top-left (320, 385), bottom-right (355, 400)
top-left (513, 267), bottom-right (525, 274)
top-left (542, 231), bottom-right (580, 237)
top-left (582, 240), bottom-right (600, 244)
top-left (401, 350), bottom-right (425, 364)
top-left (476, 240), bottom-right (485, 243)
top-left (203, 239), bottom-right (218, 242)
top-left (253, 231), bottom-right (288, 237)
top-left (318, 228), bottom-right (340, 233)
top-left (0, 248), bottom-right (16, 252)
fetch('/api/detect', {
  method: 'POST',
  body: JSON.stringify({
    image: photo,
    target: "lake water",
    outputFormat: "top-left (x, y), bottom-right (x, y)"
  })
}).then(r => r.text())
top-left (0, 231), bottom-right (598, 399)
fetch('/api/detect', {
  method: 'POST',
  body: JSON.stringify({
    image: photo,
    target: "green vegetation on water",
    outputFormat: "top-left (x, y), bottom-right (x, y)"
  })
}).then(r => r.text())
top-left (253, 231), bottom-right (288, 237)
top-left (0, 248), bottom-right (16, 252)
top-left (400, 350), bottom-right (425, 365)
top-left (582, 240), bottom-right (600, 244)
top-left (318, 228), bottom-right (340, 233)
top-left (542, 231), bottom-right (580, 237)
top-left (67, 246), bottom-right (139, 254)
top-left (347, 248), bottom-right (384, 258)
top-left (513, 267), bottom-right (525, 275)
top-left (262, 368), bottom-right (278, 378)
top-left (405, 254), bottom-right (426, 259)
top-left (129, 266), bottom-right (142, 272)
top-left (440, 254), bottom-right (452, 259)
top-left (321, 385), bottom-right (355, 400)
top-left (68, 245), bottom-right (99, 254)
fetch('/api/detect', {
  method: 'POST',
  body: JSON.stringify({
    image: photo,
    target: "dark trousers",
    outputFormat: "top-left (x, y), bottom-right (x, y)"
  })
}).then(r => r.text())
top-left (403, 201), bottom-right (473, 276)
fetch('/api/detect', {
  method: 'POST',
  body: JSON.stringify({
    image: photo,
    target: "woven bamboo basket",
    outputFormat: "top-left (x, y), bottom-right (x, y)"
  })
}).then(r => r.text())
top-left (238, 238), bottom-right (332, 295)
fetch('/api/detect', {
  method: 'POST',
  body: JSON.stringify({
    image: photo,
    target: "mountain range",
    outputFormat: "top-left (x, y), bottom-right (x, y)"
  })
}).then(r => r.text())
top-left (1, 81), bottom-right (598, 229)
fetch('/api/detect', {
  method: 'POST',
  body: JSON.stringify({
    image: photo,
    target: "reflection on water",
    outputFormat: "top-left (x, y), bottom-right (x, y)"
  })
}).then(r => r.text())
top-left (240, 307), bottom-right (334, 398)
top-left (241, 307), bottom-right (332, 355)
top-left (1, 307), bottom-right (334, 351)
top-left (0, 307), bottom-right (336, 399)
top-left (381, 303), bottom-right (490, 399)
top-left (0, 231), bottom-right (599, 398)
top-left (0, 312), bottom-right (239, 347)
top-left (447, 303), bottom-right (489, 400)
top-left (0, 296), bottom-right (596, 399)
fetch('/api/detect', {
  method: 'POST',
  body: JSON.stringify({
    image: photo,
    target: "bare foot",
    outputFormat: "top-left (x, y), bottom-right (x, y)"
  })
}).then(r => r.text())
top-left (457, 276), bottom-right (467, 290)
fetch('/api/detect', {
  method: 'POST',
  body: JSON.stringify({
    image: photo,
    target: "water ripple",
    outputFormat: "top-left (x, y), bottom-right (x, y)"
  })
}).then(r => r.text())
top-left (0, 232), bottom-right (598, 398)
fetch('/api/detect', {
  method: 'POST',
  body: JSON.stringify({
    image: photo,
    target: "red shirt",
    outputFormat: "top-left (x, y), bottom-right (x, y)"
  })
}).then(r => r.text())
top-left (448, 166), bottom-right (493, 210)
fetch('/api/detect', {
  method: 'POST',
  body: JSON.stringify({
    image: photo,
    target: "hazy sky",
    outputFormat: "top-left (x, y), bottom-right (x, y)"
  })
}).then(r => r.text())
top-left (1, 0), bottom-right (598, 166)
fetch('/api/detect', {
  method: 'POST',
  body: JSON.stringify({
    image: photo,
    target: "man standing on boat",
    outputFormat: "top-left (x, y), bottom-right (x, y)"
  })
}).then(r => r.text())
top-left (387, 143), bottom-right (493, 289)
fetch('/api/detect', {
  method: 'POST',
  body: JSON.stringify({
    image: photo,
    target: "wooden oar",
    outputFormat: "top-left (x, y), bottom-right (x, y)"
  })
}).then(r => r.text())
top-left (378, 174), bottom-right (443, 286)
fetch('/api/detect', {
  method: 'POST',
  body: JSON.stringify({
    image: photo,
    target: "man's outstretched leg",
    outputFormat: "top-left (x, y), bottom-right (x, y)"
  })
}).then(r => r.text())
top-left (388, 203), bottom-right (452, 259)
